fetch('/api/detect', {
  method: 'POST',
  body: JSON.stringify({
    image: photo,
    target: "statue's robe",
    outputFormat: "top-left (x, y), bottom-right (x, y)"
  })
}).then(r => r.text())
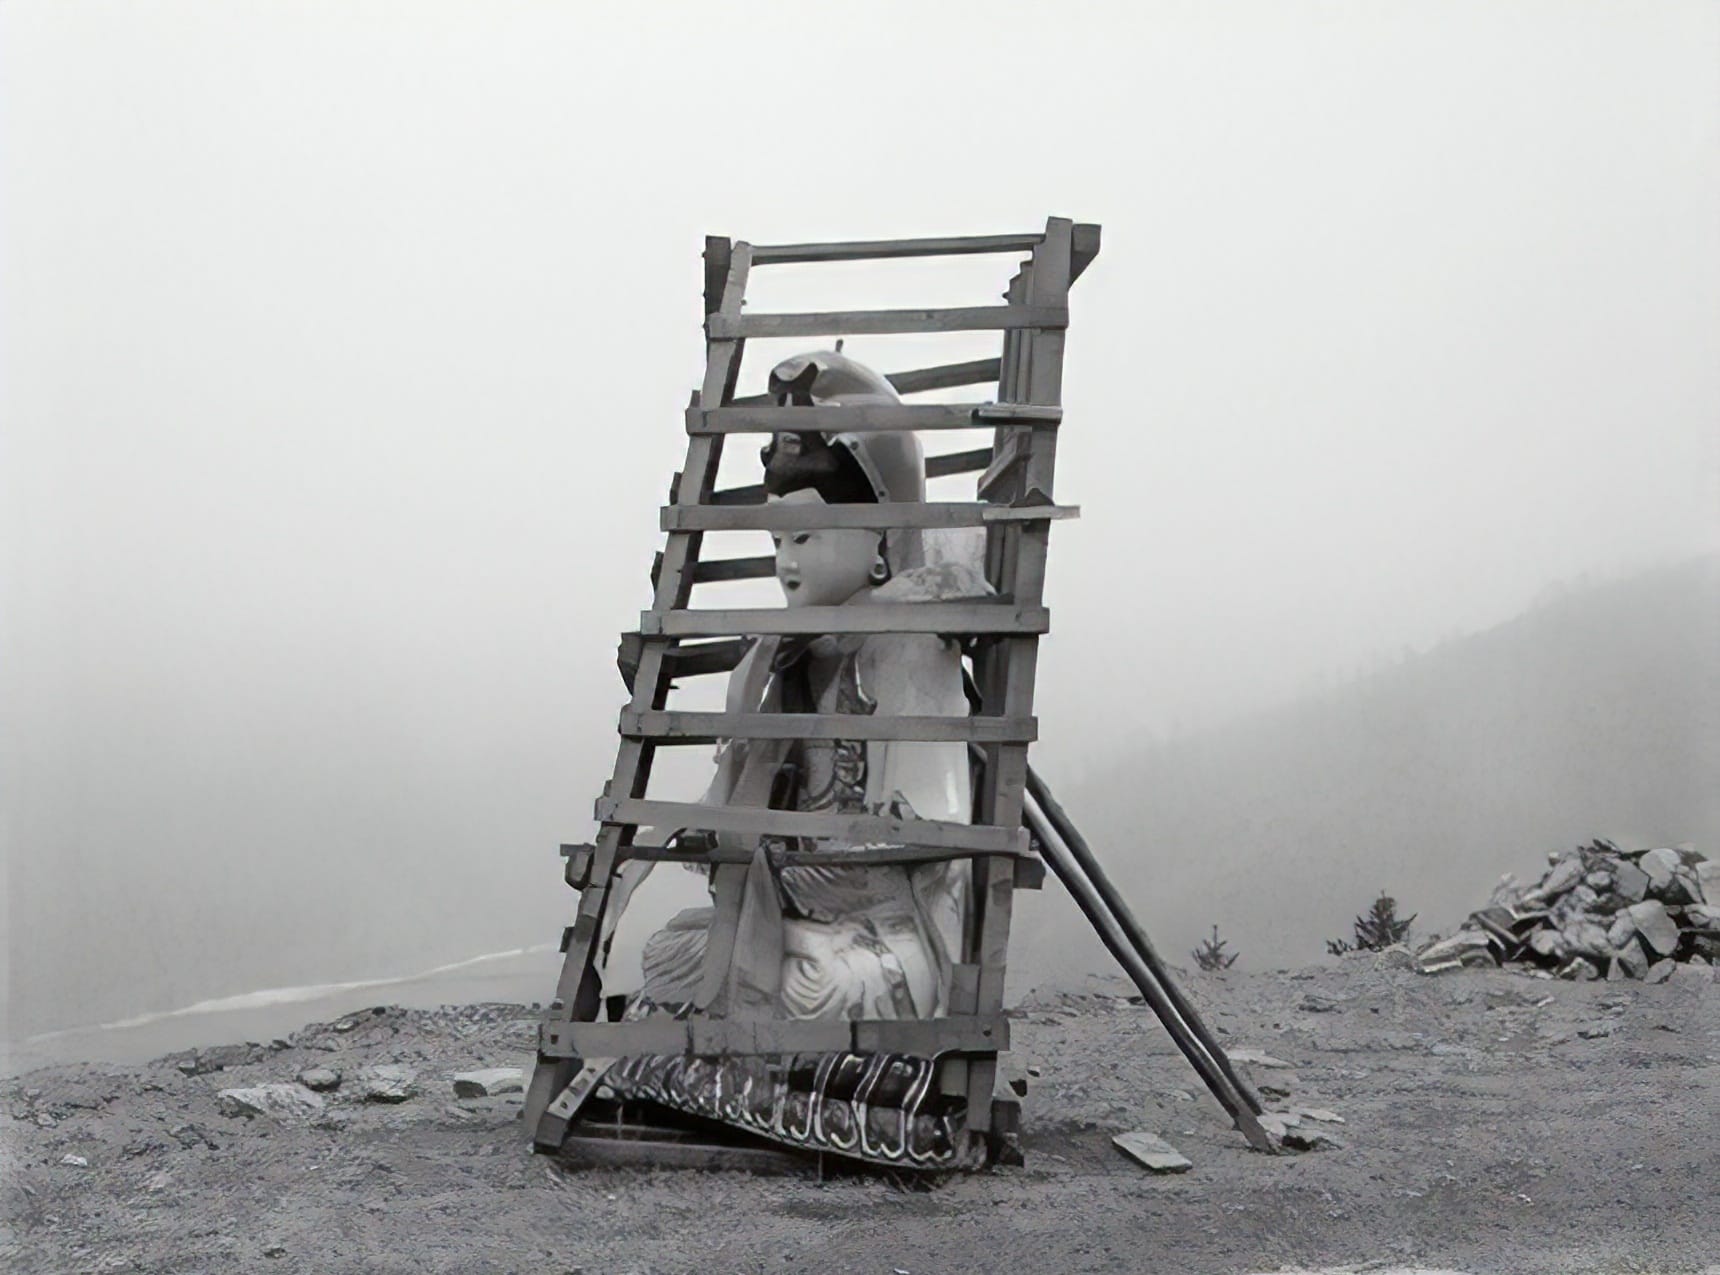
top-left (595, 563), bottom-right (989, 1167)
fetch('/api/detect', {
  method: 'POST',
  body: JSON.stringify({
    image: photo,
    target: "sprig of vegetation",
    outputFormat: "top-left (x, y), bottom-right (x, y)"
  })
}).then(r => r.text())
top-left (1192, 924), bottom-right (1240, 971)
top-left (1326, 890), bottom-right (1417, 955)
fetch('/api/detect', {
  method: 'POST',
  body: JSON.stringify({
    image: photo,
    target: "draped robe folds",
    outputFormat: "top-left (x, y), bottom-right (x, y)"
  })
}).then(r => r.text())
top-left (592, 563), bottom-right (989, 1166)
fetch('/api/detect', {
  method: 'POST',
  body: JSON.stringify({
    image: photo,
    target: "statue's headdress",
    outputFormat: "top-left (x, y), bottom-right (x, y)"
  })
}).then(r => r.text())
top-left (759, 350), bottom-right (927, 572)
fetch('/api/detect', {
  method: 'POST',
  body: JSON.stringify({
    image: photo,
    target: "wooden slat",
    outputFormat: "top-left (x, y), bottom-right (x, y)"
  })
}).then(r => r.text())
top-left (708, 484), bottom-right (765, 507)
top-left (539, 1014), bottom-right (1009, 1058)
top-left (692, 556), bottom-right (775, 583)
top-left (558, 1132), bottom-right (813, 1175)
top-left (639, 602), bottom-right (1049, 638)
top-left (749, 233), bottom-right (1041, 264)
top-left (708, 305), bottom-right (1067, 340)
top-left (661, 502), bottom-right (1076, 533)
top-left (888, 358), bottom-right (1003, 395)
top-left (619, 709), bottom-right (1036, 744)
top-left (611, 842), bottom-right (1025, 868)
top-left (925, 447), bottom-right (994, 479)
top-left (729, 358), bottom-right (1005, 408)
top-left (594, 797), bottom-right (1029, 855)
top-left (618, 635), bottom-right (750, 683)
top-left (689, 402), bottom-right (1061, 435)
top-left (1070, 223), bottom-right (1102, 285)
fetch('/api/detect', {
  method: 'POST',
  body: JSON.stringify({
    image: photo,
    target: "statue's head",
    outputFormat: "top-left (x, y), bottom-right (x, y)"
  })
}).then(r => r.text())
top-left (760, 351), bottom-right (925, 608)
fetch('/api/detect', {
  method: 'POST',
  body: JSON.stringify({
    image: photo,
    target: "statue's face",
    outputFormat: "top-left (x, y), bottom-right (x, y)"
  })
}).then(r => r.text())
top-left (768, 489), bottom-right (878, 608)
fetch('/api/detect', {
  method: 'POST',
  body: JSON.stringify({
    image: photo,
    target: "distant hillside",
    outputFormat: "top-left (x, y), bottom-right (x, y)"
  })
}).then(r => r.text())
top-left (1011, 557), bottom-right (1720, 989)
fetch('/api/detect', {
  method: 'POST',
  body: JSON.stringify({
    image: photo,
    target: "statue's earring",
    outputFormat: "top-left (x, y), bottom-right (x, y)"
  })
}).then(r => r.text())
top-left (869, 541), bottom-right (890, 585)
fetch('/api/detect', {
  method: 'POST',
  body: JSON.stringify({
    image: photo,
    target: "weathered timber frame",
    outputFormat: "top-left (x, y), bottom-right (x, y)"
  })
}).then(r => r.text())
top-left (523, 219), bottom-right (1275, 1163)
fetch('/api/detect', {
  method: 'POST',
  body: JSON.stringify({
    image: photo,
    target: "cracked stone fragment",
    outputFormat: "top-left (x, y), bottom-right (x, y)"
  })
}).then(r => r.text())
top-left (217, 1084), bottom-right (324, 1121)
top-left (1610, 860), bottom-right (1651, 904)
top-left (296, 1067), bottom-right (341, 1093)
top-left (1640, 848), bottom-right (1681, 895)
top-left (357, 1065), bottom-right (419, 1103)
top-left (1541, 857), bottom-right (1585, 897)
top-left (1612, 943), bottom-right (1649, 980)
top-left (1112, 1131), bottom-right (1192, 1173)
top-left (451, 1068), bottom-right (525, 1099)
top-left (1225, 1048), bottom-right (1293, 1069)
top-left (1626, 900), bottom-right (1680, 957)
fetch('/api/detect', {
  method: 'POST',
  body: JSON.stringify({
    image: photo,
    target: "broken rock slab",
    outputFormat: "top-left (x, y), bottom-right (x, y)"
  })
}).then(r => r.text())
top-left (357, 1065), bottom-right (419, 1104)
top-left (1640, 848), bottom-right (1682, 895)
top-left (296, 1067), bottom-right (341, 1093)
top-left (451, 1068), bottom-right (525, 1099)
top-left (217, 1084), bottom-right (324, 1121)
top-left (1626, 900), bottom-right (1681, 957)
top-left (1112, 1131), bottom-right (1192, 1173)
top-left (1225, 1048), bottom-right (1294, 1069)
top-left (1282, 1125), bottom-right (1344, 1151)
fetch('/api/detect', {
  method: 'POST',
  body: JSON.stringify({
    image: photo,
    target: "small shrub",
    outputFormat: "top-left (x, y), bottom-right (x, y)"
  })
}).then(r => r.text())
top-left (1353, 890), bottom-right (1416, 950)
top-left (1326, 890), bottom-right (1417, 955)
top-left (1192, 924), bottom-right (1240, 971)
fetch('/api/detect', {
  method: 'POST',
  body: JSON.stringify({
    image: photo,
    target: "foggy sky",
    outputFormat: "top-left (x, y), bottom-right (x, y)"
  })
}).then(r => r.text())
top-left (4, 2), bottom-right (1717, 1036)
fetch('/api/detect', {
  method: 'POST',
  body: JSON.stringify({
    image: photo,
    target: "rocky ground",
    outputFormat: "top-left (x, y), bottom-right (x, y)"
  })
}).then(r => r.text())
top-left (3, 956), bottom-right (1715, 1275)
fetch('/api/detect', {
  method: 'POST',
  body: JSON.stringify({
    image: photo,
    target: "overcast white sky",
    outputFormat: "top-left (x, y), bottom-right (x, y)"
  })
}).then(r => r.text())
top-left (3, 1), bottom-right (1717, 1032)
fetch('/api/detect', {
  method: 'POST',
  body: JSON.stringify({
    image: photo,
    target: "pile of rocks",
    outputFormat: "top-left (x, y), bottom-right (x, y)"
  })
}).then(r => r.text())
top-left (1416, 841), bottom-right (1717, 981)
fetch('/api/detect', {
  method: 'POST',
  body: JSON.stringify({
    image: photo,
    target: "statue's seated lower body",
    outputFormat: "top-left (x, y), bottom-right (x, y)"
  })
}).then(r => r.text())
top-left (595, 862), bottom-right (985, 1169)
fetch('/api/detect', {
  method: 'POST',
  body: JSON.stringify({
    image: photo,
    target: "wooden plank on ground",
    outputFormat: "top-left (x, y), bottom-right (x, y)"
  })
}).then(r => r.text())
top-left (594, 797), bottom-right (1029, 855)
top-left (708, 305), bottom-right (1067, 340)
top-left (639, 602), bottom-right (1049, 638)
top-left (558, 1132), bottom-right (814, 1175)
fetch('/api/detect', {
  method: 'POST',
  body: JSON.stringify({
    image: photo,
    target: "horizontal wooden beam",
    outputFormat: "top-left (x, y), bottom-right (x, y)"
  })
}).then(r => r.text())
top-left (708, 305), bottom-right (1067, 340)
top-left (594, 796), bottom-right (1030, 855)
top-left (748, 233), bottom-right (1041, 265)
top-left (557, 1132), bottom-right (813, 1175)
top-left (708, 484), bottom-right (765, 507)
top-left (639, 601), bottom-right (1049, 637)
top-left (608, 842), bottom-right (1027, 868)
top-left (692, 555), bottom-right (775, 583)
top-left (925, 447), bottom-right (995, 480)
top-left (539, 1014), bottom-right (1009, 1058)
top-left (619, 634), bottom-right (753, 692)
top-left (728, 358), bottom-right (1005, 408)
top-left (619, 709), bottom-right (1036, 744)
top-left (661, 501), bottom-right (1077, 533)
top-left (689, 402), bottom-right (1059, 435)
top-left (889, 357), bottom-right (1004, 395)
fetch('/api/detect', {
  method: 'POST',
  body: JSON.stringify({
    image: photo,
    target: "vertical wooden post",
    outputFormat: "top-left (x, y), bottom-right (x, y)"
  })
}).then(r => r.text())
top-left (525, 238), bottom-right (750, 1137)
top-left (963, 218), bottom-right (1073, 1134)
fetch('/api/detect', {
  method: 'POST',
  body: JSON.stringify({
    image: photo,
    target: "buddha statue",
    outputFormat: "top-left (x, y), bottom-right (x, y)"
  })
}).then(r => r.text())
top-left (590, 350), bottom-right (990, 1167)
